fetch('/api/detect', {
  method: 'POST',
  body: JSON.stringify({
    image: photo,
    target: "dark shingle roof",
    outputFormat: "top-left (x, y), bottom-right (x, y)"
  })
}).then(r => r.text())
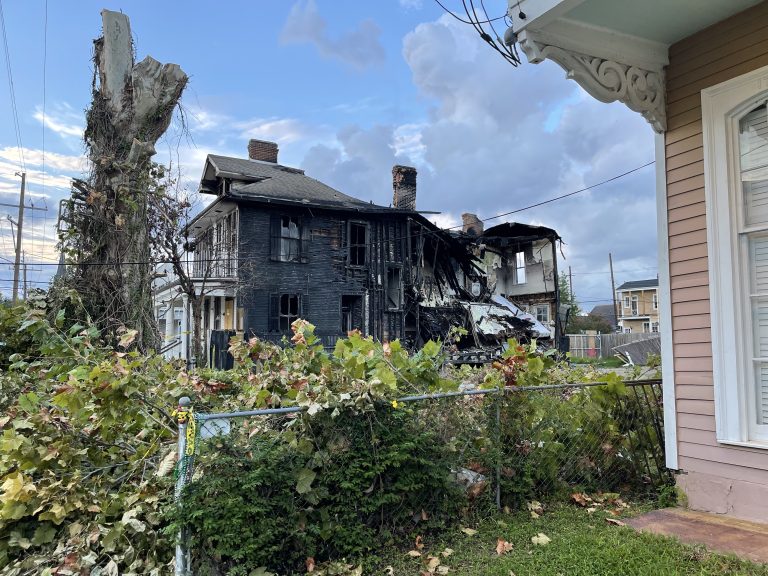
top-left (590, 304), bottom-right (617, 327)
top-left (206, 155), bottom-right (383, 210)
top-left (616, 278), bottom-right (659, 291)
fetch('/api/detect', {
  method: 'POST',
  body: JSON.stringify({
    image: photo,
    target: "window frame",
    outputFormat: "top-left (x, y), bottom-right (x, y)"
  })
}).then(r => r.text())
top-left (347, 221), bottom-right (368, 267)
top-left (386, 265), bottom-right (403, 311)
top-left (270, 214), bottom-right (309, 263)
top-left (269, 293), bottom-right (305, 332)
top-left (652, 292), bottom-right (658, 311)
top-left (535, 304), bottom-right (549, 323)
top-left (702, 64), bottom-right (768, 446)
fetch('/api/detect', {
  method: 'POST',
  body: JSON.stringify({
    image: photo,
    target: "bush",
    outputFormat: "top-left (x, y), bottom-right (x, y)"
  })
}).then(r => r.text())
top-left (174, 406), bottom-right (464, 575)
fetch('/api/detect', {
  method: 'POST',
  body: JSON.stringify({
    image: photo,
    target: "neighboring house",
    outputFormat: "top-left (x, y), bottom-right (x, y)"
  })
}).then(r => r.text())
top-left (589, 304), bottom-right (618, 331)
top-left (508, 0), bottom-right (768, 522)
top-left (615, 279), bottom-right (659, 334)
top-left (155, 139), bottom-right (561, 366)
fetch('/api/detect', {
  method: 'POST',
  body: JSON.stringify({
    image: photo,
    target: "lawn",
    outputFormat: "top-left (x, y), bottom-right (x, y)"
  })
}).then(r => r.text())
top-left (374, 503), bottom-right (768, 576)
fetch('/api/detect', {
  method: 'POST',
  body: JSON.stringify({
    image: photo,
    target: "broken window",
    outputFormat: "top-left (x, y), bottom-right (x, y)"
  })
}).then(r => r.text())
top-left (269, 293), bottom-right (303, 331)
top-left (270, 215), bottom-right (309, 263)
top-left (513, 252), bottom-right (526, 284)
top-left (348, 222), bottom-right (368, 266)
top-left (341, 295), bottom-right (363, 332)
top-left (386, 266), bottom-right (403, 310)
top-left (535, 304), bottom-right (549, 323)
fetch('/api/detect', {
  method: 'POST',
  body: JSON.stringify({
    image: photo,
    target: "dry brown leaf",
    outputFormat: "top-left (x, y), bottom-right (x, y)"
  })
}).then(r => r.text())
top-left (425, 556), bottom-right (440, 571)
top-left (586, 507), bottom-right (597, 514)
top-left (605, 518), bottom-right (626, 527)
top-left (495, 538), bottom-right (514, 555)
top-left (460, 527), bottom-right (478, 536)
top-left (306, 557), bottom-right (315, 572)
top-left (436, 566), bottom-right (450, 574)
top-left (531, 532), bottom-right (551, 546)
top-left (407, 550), bottom-right (422, 557)
top-left (571, 492), bottom-right (592, 507)
top-left (415, 535), bottom-right (424, 550)
top-left (421, 509), bottom-right (429, 521)
top-left (441, 548), bottom-right (454, 558)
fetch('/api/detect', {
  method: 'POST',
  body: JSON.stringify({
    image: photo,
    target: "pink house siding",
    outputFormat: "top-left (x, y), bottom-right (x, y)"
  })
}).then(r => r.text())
top-left (666, 1), bottom-right (768, 521)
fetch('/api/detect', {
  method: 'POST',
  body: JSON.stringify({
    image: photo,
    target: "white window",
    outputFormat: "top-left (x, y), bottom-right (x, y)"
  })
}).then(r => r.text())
top-left (651, 322), bottom-right (659, 333)
top-left (653, 293), bottom-right (658, 310)
top-left (702, 64), bottom-right (768, 445)
top-left (642, 321), bottom-right (650, 333)
top-left (623, 327), bottom-right (632, 334)
top-left (623, 295), bottom-right (630, 308)
top-left (513, 252), bottom-right (526, 284)
top-left (631, 295), bottom-right (639, 316)
top-left (535, 304), bottom-right (549, 323)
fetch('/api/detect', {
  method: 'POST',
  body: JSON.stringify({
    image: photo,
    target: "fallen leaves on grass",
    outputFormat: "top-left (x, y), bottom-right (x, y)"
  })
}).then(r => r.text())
top-left (460, 527), bottom-right (478, 536)
top-left (441, 548), bottom-right (454, 558)
top-left (496, 538), bottom-right (514, 555)
top-left (527, 500), bottom-right (544, 518)
top-left (531, 532), bottom-right (552, 546)
top-left (605, 518), bottom-right (626, 527)
top-left (415, 535), bottom-right (425, 550)
top-left (571, 492), bottom-right (593, 507)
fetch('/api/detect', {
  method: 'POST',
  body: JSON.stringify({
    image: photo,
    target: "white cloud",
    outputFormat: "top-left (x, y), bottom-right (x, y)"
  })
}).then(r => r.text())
top-left (0, 147), bottom-right (85, 172)
top-left (298, 13), bottom-right (658, 306)
top-left (33, 105), bottom-right (84, 138)
top-left (281, 0), bottom-right (386, 70)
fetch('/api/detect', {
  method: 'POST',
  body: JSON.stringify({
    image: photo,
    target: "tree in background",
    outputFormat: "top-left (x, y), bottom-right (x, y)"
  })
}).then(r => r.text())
top-left (557, 272), bottom-right (613, 334)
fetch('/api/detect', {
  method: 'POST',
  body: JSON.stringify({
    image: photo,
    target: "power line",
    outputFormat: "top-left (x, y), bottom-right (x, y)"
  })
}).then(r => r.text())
top-left (0, 0), bottom-right (25, 171)
top-left (15, 159), bottom-right (658, 268)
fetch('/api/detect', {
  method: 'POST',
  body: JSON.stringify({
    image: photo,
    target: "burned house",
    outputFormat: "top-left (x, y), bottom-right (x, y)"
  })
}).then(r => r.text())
top-left (457, 217), bottom-right (560, 339)
top-left (155, 139), bottom-right (561, 366)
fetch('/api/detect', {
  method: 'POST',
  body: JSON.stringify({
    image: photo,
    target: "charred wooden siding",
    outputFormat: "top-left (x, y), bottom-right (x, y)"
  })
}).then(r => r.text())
top-left (666, 1), bottom-right (768, 502)
top-left (236, 204), bottom-right (413, 344)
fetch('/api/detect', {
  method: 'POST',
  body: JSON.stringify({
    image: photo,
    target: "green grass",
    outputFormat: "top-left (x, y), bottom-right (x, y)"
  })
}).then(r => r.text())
top-left (373, 504), bottom-right (768, 576)
top-left (568, 356), bottom-right (625, 368)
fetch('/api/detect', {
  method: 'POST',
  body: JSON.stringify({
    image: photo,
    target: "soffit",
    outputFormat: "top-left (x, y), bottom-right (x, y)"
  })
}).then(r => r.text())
top-left (565, 0), bottom-right (764, 45)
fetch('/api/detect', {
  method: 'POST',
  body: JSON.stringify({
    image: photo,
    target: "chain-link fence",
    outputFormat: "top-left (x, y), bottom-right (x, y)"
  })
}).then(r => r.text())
top-left (172, 380), bottom-right (669, 575)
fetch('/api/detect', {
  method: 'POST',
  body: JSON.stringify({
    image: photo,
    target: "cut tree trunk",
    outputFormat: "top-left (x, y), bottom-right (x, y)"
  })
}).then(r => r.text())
top-left (66, 10), bottom-right (187, 350)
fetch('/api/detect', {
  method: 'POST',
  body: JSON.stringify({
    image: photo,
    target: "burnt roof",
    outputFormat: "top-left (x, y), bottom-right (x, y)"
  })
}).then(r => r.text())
top-left (482, 221), bottom-right (560, 240)
top-left (616, 278), bottom-right (658, 291)
top-left (203, 154), bottom-right (383, 211)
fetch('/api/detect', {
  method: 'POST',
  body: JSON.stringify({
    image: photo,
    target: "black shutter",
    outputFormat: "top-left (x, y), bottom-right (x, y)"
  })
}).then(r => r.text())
top-left (269, 293), bottom-right (280, 332)
top-left (300, 217), bottom-right (310, 263)
top-left (270, 215), bottom-right (281, 261)
top-left (301, 293), bottom-right (310, 320)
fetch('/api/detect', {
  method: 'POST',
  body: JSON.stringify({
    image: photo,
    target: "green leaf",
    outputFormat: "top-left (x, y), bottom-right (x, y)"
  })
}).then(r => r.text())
top-left (296, 467), bottom-right (316, 495)
top-left (32, 523), bottom-right (57, 545)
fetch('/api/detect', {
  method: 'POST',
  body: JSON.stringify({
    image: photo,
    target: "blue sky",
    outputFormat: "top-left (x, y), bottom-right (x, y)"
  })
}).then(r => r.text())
top-left (0, 0), bottom-right (658, 306)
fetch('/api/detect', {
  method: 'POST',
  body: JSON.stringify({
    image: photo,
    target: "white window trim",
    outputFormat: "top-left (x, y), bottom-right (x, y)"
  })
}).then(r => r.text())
top-left (702, 63), bottom-right (768, 447)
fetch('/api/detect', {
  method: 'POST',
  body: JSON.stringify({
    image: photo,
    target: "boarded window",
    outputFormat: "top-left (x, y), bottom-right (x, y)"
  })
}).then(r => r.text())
top-left (270, 215), bottom-right (309, 263)
top-left (348, 222), bottom-right (367, 266)
top-left (269, 293), bottom-right (304, 332)
top-left (386, 267), bottom-right (403, 310)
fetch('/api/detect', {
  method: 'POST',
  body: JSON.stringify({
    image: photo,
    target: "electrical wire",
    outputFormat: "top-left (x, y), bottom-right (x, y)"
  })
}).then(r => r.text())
top-left (0, 0), bottom-right (25, 171)
top-left (28, 159), bottom-right (657, 269)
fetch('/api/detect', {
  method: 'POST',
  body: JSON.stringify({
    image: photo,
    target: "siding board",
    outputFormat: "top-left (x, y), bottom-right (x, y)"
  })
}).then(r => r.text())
top-left (666, 0), bottom-right (768, 501)
top-left (677, 413), bottom-right (716, 432)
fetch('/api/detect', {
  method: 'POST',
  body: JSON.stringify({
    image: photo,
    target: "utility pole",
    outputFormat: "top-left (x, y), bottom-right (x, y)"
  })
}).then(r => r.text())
top-left (609, 253), bottom-right (618, 330)
top-left (12, 172), bottom-right (25, 303)
top-left (22, 251), bottom-right (27, 300)
top-left (568, 266), bottom-right (573, 301)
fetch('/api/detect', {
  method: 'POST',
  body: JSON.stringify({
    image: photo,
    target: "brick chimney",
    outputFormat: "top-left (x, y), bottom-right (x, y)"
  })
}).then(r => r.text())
top-left (392, 165), bottom-right (417, 210)
top-left (247, 139), bottom-right (278, 163)
top-left (462, 213), bottom-right (483, 236)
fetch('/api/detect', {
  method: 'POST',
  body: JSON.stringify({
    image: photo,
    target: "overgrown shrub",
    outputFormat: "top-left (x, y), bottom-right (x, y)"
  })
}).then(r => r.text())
top-left (175, 407), bottom-right (463, 575)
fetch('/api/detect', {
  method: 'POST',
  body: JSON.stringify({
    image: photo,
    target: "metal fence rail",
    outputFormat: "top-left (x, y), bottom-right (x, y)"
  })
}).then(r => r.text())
top-left (173, 379), bottom-right (668, 575)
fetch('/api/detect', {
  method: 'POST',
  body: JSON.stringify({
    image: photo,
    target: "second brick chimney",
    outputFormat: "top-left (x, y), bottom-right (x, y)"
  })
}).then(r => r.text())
top-left (247, 139), bottom-right (279, 163)
top-left (462, 213), bottom-right (483, 236)
top-left (392, 165), bottom-right (417, 210)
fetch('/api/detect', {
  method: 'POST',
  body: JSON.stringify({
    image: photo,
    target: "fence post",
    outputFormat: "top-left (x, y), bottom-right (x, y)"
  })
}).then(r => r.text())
top-left (495, 391), bottom-right (502, 511)
top-left (175, 396), bottom-right (192, 576)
